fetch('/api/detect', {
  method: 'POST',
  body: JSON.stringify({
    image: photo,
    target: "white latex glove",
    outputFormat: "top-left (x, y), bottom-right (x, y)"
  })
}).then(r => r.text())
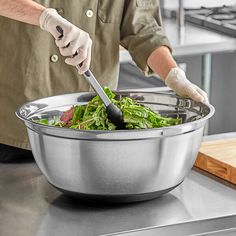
top-left (165, 67), bottom-right (209, 103)
top-left (39, 8), bottom-right (92, 73)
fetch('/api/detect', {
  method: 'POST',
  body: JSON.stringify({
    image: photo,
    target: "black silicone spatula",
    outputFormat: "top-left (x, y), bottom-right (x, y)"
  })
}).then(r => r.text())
top-left (56, 26), bottom-right (125, 129)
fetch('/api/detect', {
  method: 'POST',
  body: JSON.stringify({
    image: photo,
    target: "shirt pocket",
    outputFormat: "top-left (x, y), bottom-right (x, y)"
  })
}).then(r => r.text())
top-left (97, 0), bottom-right (124, 24)
top-left (136, 0), bottom-right (158, 8)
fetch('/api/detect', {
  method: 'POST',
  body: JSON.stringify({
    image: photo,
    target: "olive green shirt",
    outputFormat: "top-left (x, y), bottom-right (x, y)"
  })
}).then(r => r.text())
top-left (0, 0), bottom-right (171, 149)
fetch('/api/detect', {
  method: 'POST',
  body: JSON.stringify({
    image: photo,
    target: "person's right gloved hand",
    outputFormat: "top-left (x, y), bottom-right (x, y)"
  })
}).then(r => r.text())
top-left (39, 8), bottom-right (92, 74)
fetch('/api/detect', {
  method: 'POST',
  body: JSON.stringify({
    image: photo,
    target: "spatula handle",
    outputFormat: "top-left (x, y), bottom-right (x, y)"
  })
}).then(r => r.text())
top-left (77, 67), bottom-right (111, 107)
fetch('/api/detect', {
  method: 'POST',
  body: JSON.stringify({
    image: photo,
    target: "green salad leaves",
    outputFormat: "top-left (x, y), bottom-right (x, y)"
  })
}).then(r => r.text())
top-left (37, 87), bottom-right (181, 130)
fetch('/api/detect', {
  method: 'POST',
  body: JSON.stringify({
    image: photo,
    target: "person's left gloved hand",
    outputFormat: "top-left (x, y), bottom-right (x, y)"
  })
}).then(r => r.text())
top-left (165, 67), bottom-right (209, 103)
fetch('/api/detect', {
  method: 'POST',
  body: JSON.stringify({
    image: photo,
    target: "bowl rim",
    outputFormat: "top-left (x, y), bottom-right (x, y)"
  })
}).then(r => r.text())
top-left (15, 90), bottom-right (215, 140)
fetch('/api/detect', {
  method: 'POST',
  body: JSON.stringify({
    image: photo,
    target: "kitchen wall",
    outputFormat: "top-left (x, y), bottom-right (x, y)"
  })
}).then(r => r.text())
top-left (164, 0), bottom-right (236, 9)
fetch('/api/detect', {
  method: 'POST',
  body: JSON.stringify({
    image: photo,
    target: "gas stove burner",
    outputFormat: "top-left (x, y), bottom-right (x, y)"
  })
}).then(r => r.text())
top-left (211, 14), bottom-right (235, 21)
top-left (184, 8), bottom-right (212, 16)
top-left (225, 21), bottom-right (236, 26)
top-left (204, 5), bottom-right (233, 18)
top-left (212, 5), bottom-right (232, 14)
top-left (184, 5), bottom-right (236, 37)
top-left (229, 5), bottom-right (236, 13)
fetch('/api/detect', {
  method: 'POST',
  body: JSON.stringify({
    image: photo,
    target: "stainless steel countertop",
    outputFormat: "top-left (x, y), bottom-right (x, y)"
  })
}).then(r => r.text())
top-left (120, 18), bottom-right (236, 62)
top-left (1, 133), bottom-right (236, 236)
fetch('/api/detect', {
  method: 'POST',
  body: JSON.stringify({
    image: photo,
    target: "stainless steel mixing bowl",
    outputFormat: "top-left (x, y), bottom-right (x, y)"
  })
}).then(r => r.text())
top-left (16, 90), bottom-right (215, 202)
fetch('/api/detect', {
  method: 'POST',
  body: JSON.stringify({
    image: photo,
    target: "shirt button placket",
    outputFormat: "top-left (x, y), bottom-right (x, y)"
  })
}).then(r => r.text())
top-left (86, 10), bottom-right (94, 18)
top-left (50, 54), bottom-right (59, 63)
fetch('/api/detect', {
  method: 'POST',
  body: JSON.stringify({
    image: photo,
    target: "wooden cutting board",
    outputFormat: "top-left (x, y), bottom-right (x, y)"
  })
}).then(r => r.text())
top-left (194, 138), bottom-right (236, 184)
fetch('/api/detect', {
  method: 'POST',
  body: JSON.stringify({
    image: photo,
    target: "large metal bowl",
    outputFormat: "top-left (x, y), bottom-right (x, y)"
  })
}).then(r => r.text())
top-left (16, 90), bottom-right (215, 202)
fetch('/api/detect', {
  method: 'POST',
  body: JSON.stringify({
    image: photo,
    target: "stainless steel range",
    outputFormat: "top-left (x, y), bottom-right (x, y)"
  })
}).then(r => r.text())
top-left (185, 5), bottom-right (236, 37)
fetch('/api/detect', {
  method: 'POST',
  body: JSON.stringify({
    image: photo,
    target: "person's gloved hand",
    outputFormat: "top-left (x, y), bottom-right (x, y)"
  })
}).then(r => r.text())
top-left (165, 67), bottom-right (209, 103)
top-left (39, 8), bottom-right (92, 73)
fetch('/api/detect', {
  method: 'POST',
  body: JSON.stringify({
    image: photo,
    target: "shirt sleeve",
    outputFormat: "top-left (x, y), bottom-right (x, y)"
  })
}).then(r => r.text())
top-left (120, 0), bottom-right (172, 76)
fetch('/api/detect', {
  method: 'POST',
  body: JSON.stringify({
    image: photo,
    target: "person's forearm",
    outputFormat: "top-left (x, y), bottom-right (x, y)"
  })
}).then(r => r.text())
top-left (0, 0), bottom-right (45, 25)
top-left (147, 46), bottom-right (177, 80)
top-left (148, 46), bottom-right (208, 103)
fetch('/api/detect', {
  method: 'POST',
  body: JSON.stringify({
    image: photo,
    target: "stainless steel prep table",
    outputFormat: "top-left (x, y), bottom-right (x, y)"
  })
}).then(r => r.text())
top-left (1, 133), bottom-right (236, 236)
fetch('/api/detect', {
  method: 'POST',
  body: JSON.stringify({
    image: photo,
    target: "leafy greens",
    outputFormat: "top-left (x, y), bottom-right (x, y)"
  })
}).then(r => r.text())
top-left (36, 87), bottom-right (181, 130)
